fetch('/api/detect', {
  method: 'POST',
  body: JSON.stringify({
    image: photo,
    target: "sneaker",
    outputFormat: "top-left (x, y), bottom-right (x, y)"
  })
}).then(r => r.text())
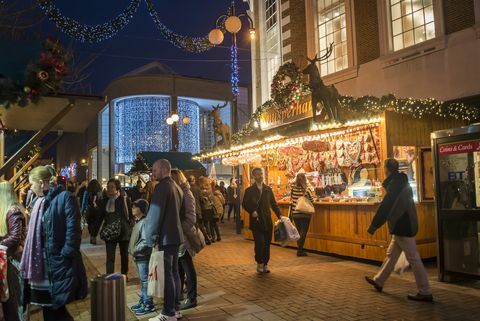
top-left (263, 264), bottom-right (271, 273)
top-left (365, 276), bottom-right (383, 292)
top-left (135, 304), bottom-right (156, 315)
top-left (407, 293), bottom-right (433, 302)
top-left (256, 263), bottom-right (264, 274)
top-left (131, 301), bottom-right (143, 311)
top-left (149, 313), bottom-right (177, 321)
top-left (175, 310), bottom-right (183, 319)
top-left (179, 298), bottom-right (197, 310)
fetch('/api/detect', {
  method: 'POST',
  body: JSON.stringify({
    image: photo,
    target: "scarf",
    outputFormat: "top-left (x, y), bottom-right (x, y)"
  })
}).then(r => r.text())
top-left (106, 195), bottom-right (118, 213)
top-left (20, 197), bottom-right (45, 282)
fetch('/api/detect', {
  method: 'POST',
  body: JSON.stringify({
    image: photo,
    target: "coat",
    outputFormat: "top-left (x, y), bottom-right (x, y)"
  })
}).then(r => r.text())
top-left (128, 217), bottom-right (151, 258)
top-left (212, 190), bottom-right (225, 218)
top-left (179, 182), bottom-right (197, 257)
top-left (227, 185), bottom-right (239, 204)
top-left (242, 183), bottom-right (282, 232)
top-left (99, 195), bottom-right (133, 242)
top-left (42, 186), bottom-right (88, 308)
top-left (368, 172), bottom-right (418, 237)
top-left (0, 206), bottom-right (26, 257)
top-left (145, 177), bottom-right (184, 248)
top-left (190, 184), bottom-right (203, 216)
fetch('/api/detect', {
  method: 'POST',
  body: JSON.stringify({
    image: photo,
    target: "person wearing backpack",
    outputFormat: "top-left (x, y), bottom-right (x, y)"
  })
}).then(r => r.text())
top-left (290, 173), bottom-right (314, 257)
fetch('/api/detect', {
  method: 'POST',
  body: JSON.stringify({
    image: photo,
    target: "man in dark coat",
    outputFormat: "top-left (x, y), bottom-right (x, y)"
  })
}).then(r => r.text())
top-left (146, 159), bottom-right (184, 321)
top-left (242, 167), bottom-right (282, 274)
top-left (365, 158), bottom-right (433, 302)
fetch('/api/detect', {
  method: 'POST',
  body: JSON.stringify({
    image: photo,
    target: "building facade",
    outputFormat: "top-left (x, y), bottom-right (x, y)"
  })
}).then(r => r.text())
top-left (248, 0), bottom-right (480, 107)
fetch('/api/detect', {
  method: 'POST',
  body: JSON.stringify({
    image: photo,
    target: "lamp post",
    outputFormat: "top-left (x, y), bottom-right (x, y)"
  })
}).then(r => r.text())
top-left (208, 0), bottom-right (255, 135)
top-left (166, 113), bottom-right (190, 152)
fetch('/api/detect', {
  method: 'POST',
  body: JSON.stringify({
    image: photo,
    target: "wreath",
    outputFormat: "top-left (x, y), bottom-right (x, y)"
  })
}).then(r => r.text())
top-left (0, 38), bottom-right (69, 108)
top-left (270, 62), bottom-right (310, 110)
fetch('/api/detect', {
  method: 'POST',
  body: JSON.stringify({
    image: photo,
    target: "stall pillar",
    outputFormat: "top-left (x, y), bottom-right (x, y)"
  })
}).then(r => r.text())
top-left (0, 131), bottom-right (4, 180)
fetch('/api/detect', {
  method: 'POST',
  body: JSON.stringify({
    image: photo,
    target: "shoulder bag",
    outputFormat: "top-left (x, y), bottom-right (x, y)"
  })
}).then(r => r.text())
top-left (294, 190), bottom-right (315, 214)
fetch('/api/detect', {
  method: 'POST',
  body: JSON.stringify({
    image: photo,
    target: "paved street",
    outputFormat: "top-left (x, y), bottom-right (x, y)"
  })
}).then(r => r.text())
top-left (31, 222), bottom-right (480, 321)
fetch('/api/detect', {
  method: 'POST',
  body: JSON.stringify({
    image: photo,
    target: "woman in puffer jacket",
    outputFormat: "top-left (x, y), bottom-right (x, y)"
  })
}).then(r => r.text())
top-left (211, 185), bottom-right (225, 242)
top-left (171, 170), bottom-right (199, 310)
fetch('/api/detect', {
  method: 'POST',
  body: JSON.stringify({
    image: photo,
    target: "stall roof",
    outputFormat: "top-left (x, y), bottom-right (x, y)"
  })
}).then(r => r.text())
top-left (140, 152), bottom-right (205, 171)
top-left (1, 93), bottom-right (104, 133)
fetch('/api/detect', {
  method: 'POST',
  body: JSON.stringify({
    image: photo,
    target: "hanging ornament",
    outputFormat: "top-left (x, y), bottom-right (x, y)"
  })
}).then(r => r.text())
top-left (208, 28), bottom-right (224, 45)
top-left (37, 71), bottom-right (49, 81)
top-left (225, 16), bottom-right (242, 33)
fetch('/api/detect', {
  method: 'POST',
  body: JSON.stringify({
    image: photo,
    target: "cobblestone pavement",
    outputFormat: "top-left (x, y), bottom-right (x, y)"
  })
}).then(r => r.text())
top-left (31, 222), bottom-right (480, 321)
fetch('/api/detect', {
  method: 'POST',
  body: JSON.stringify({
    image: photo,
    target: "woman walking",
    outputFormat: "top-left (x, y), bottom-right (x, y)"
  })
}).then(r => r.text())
top-left (171, 170), bottom-right (199, 310)
top-left (99, 178), bottom-right (133, 276)
top-left (81, 179), bottom-right (103, 244)
top-left (198, 177), bottom-right (215, 244)
top-left (226, 178), bottom-right (239, 221)
top-left (212, 186), bottom-right (225, 242)
top-left (290, 173), bottom-right (314, 256)
top-left (21, 166), bottom-right (87, 320)
top-left (0, 182), bottom-right (26, 321)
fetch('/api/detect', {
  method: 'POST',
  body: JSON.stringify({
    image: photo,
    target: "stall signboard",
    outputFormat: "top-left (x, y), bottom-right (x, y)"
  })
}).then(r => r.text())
top-left (438, 141), bottom-right (480, 155)
top-left (260, 98), bottom-right (313, 130)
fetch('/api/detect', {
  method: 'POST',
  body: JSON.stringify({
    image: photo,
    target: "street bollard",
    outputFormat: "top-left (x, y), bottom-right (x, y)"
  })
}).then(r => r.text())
top-left (91, 273), bottom-right (126, 321)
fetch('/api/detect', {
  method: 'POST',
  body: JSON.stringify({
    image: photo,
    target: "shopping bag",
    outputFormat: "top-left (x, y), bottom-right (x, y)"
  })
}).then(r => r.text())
top-left (147, 249), bottom-right (164, 298)
top-left (274, 220), bottom-right (287, 243)
top-left (281, 216), bottom-right (300, 242)
top-left (0, 246), bottom-right (8, 303)
top-left (294, 196), bottom-right (315, 214)
top-left (394, 251), bottom-right (410, 276)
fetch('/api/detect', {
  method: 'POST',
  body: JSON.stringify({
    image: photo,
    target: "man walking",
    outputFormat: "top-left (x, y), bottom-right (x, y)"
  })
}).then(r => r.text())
top-left (145, 159), bottom-right (184, 321)
top-left (365, 159), bottom-right (433, 302)
top-left (242, 167), bottom-right (282, 274)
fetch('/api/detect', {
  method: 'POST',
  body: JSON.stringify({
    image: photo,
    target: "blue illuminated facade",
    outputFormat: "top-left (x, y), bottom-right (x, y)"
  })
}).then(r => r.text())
top-left (178, 99), bottom-right (200, 155)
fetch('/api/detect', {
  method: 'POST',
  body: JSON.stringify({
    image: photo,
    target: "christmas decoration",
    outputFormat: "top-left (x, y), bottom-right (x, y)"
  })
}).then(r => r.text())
top-left (145, 0), bottom-right (215, 53)
top-left (271, 62), bottom-right (310, 109)
top-left (231, 45), bottom-right (239, 97)
top-left (178, 99), bottom-right (200, 154)
top-left (128, 153), bottom-right (151, 174)
top-left (0, 38), bottom-right (69, 108)
top-left (37, 0), bottom-right (141, 43)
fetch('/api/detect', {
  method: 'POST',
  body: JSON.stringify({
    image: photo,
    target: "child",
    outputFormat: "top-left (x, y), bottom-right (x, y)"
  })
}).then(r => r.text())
top-left (128, 199), bottom-right (154, 315)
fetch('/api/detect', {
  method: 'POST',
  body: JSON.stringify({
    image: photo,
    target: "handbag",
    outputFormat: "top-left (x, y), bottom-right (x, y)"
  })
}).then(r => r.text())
top-left (185, 225), bottom-right (206, 254)
top-left (100, 216), bottom-right (121, 242)
top-left (294, 190), bottom-right (315, 214)
top-left (147, 248), bottom-right (165, 298)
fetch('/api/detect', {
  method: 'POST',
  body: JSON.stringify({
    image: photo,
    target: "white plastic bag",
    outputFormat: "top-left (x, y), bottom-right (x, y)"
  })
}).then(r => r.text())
top-left (281, 216), bottom-right (300, 242)
top-left (147, 248), bottom-right (164, 298)
top-left (394, 251), bottom-right (410, 276)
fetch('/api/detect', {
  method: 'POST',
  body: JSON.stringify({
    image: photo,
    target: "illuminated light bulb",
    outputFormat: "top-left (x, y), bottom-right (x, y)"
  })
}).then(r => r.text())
top-left (166, 117), bottom-right (173, 125)
top-left (249, 29), bottom-right (256, 40)
top-left (171, 114), bottom-right (179, 122)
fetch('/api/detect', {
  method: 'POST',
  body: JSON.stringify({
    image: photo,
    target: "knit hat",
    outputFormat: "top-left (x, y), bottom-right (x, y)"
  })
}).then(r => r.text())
top-left (133, 199), bottom-right (149, 215)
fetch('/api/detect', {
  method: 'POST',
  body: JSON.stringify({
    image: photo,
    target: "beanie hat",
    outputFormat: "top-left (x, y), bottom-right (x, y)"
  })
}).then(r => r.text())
top-left (133, 199), bottom-right (149, 215)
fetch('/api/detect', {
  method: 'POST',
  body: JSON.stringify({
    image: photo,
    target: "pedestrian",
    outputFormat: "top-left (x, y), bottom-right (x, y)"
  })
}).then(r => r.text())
top-left (198, 176), bottom-right (215, 244)
top-left (226, 178), bottom-right (239, 222)
top-left (218, 181), bottom-right (227, 223)
top-left (365, 158), bottom-right (433, 302)
top-left (21, 166), bottom-right (87, 321)
top-left (0, 181), bottom-right (26, 321)
top-left (212, 186), bottom-right (224, 241)
top-left (145, 159), bottom-right (184, 321)
top-left (128, 199), bottom-right (154, 316)
top-left (98, 178), bottom-right (133, 276)
top-left (171, 170), bottom-right (199, 310)
top-left (81, 179), bottom-right (103, 244)
top-left (290, 173), bottom-right (314, 257)
top-left (188, 176), bottom-right (210, 245)
top-left (242, 167), bottom-right (283, 274)
top-left (145, 175), bottom-right (158, 203)
top-left (130, 180), bottom-right (143, 202)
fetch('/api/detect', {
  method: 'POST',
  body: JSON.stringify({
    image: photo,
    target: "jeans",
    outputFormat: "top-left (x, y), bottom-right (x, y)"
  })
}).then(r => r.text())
top-left (135, 257), bottom-right (152, 303)
top-left (292, 214), bottom-right (311, 253)
top-left (227, 204), bottom-right (236, 220)
top-left (162, 245), bottom-right (181, 317)
top-left (42, 306), bottom-right (73, 321)
top-left (210, 219), bottom-right (221, 240)
top-left (178, 252), bottom-right (197, 301)
top-left (252, 228), bottom-right (272, 265)
top-left (374, 235), bottom-right (432, 295)
top-left (106, 240), bottom-right (129, 274)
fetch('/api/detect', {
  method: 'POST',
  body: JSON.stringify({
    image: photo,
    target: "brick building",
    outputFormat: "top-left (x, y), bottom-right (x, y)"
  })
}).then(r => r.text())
top-left (246, 0), bottom-right (480, 108)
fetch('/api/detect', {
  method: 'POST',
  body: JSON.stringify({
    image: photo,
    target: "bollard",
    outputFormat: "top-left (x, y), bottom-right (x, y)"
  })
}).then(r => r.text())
top-left (91, 273), bottom-right (126, 321)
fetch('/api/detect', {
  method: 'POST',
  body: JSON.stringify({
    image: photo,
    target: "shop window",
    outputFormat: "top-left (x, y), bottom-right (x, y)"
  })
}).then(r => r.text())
top-left (317, 0), bottom-right (349, 76)
top-left (393, 146), bottom-right (419, 202)
top-left (390, 0), bottom-right (435, 51)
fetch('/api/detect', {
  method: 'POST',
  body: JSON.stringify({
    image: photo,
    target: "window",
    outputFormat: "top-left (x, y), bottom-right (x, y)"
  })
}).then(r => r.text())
top-left (317, 0), bottom-right (348, 76)
top-left (390, 0), bottom-right (435, 51)
top-left (265, 0), bottom-right (281, 97)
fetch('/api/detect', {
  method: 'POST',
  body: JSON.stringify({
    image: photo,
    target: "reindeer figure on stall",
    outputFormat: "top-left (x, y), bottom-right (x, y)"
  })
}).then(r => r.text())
top-left (302, 43), bottom-right (341, 122)
top-left (210, 101), bottom-right (231, 148)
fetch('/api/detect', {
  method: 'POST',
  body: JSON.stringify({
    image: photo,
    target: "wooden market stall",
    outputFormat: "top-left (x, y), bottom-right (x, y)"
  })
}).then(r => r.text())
top-left (196, 98), bottom-right (467, 261)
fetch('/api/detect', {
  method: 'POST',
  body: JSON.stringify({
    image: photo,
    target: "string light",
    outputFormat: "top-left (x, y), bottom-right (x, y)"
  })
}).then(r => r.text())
top-left (177, 99), bottom-right (200, 155)
top-left (231, 44), bottom-right (239, 97)
top-left (37, 0), bottom-right (141, 43)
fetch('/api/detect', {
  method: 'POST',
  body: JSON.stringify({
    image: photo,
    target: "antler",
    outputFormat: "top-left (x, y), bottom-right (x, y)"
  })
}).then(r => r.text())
top-left (308, 43), bottom-right (334, 63)
top-left (212, 101), bottom-right (228, 110)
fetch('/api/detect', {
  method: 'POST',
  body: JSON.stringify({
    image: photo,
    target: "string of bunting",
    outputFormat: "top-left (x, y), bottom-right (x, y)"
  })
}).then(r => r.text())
top-left (37, 0), bottom-right (142, 43)
top-left (231, 62), bottom-right (480, 145)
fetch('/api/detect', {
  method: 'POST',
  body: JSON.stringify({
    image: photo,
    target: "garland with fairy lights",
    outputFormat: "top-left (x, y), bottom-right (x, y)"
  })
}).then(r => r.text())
top-left (231, 45), bottom-right (239, 97)
top-left (37, 0), bottom-right (141, 43)
top-left (231, 62), bottom-right (480, 145)
top-left (0, 38), bottom-right (69, 108)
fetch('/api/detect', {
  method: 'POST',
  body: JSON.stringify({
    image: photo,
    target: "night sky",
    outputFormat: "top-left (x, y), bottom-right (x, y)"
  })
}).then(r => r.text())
top-left (7, 0), bottom-right (252, 94)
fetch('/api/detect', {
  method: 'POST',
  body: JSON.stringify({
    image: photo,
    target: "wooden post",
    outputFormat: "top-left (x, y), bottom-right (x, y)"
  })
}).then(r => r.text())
top-left (0, 100), bottom-right (75, 178)
top-left (0, 131), bottom-right (4, 180)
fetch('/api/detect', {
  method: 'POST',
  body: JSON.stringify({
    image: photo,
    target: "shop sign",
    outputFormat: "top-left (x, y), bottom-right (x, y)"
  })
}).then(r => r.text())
top-left (438, 141), bottom-right (480, 156)
top-left (260, 98), bottom-right (313, 130)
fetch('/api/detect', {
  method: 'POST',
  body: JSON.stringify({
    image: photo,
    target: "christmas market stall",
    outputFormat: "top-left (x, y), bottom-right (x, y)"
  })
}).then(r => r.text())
top-left (194, 60), bottom-right (479, 261)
